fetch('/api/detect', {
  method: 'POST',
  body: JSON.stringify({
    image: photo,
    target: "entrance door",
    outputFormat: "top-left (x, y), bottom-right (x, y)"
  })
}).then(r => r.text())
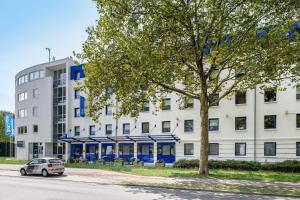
top-left (138, 143), bottom-right (154, 163)
top-left (71, 144), bottom-right (83, 161)
top-left (33, 143), bottom-right (39, 158)
top-left (157, 142), bottom-right (176, 163)
top-left (119, 143), bottom-right (134, 162)
top-left (101, 144), bottom-right (115, 162)
top-left (86, 144), bottom-right (99, 161)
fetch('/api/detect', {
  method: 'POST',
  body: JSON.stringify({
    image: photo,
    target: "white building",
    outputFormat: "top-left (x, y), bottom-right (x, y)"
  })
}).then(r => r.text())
top-left (15, 58), bottom-right (300, 163)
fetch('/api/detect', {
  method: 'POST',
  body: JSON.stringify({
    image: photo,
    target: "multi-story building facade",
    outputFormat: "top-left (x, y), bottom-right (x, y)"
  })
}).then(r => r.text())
top-left (15, 58), bottom-right (300, 163)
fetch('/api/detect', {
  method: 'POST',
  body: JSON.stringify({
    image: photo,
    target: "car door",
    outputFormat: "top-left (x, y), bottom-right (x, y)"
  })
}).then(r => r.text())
top-left (26, 159), bottom-right (39, 174)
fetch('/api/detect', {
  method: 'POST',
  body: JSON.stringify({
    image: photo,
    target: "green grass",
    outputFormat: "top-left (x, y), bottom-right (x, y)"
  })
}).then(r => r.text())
top-left (0, 157), bottom-right (27, 165)
top-left (123, 181), bottom-right (300, 197)
top-left (65, 163), bottom-right (300, 183)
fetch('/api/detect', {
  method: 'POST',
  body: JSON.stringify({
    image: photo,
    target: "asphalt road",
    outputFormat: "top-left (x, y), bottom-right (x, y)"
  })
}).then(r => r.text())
top-left (0, 175), bottom-right (298, 200)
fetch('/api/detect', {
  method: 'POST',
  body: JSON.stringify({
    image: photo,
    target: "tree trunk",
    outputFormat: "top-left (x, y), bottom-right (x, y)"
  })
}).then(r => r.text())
top-left (199, 97), bottom-right (209, 175)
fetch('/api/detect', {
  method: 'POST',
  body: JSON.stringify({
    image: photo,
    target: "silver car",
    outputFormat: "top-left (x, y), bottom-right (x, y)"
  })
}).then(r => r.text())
top-left (20, 158), bottom-right (65, 177)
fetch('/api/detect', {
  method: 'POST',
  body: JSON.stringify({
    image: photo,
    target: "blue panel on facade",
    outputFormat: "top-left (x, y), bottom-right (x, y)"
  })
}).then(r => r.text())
top-left (86, 143), bottom-right (99, 161)
top-left (157, 142), bottom-right (176, 163)
top-left (101, 143), bottom-right (115, 162)
top-left (119, 143), bottom-right (134, 162)
top-left (137, 143), bottom-right (154, 163)
top-left (71, 144), bottom-right (83, 160)
top-left (70, 64), bottom-right (85, 80)
top-left (80, 96), bottom-right (85, 117)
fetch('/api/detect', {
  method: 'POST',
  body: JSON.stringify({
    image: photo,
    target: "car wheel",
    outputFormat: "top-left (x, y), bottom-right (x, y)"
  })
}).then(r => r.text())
top-left (58, 172), bottom-right (64, 176)
top-left (20, 169), bottom-right (27, 176)
top-left (42, 169), bottom-right (49, 177)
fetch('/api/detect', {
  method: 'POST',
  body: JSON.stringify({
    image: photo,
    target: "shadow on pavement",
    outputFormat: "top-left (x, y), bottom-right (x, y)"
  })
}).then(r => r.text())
top-left (123, 185), bottom-right (293, 200)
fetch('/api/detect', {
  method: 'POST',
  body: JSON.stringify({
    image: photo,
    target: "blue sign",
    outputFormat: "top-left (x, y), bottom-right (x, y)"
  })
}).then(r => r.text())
top-left (5, 113), bottom-right (15, 136)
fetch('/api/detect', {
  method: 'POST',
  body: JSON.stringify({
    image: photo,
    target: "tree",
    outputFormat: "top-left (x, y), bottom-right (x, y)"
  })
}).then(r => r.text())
top-left (79, 0), bottom-right (300, 175)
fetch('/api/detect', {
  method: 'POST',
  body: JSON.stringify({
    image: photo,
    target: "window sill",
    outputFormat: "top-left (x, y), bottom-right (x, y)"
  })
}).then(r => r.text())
top-left (264, 101), bottom-right (277, 104)
top-left (235, 103), bottom-right (247, 106)
top-left (184, 131), bottom-right (195, 133)
top-left (210, 106), bottom-right (219, 108)
top-left (235, 129), bottom-right (247, 132)
top-left (264, 129), bottom-right (277, 131)
top-left (209, 130), bottom-right (219, 133)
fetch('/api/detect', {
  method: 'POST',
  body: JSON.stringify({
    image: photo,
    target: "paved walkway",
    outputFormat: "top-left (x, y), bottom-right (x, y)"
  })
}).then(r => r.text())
top-left (0, 164), bottom-right (299, 190)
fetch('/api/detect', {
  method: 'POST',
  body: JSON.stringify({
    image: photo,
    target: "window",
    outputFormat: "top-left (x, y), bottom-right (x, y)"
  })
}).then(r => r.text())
top-left (74, 90), bottom-right (80, 99)
top-left (296, 85), bottom-right (300, 100)
top-left (142, 100), bottom-right (150, 112)
top-left (123, 123), bottom-right (130, 135)
top-left (106, 124), bottom-right (112, 135)
top-left (29, 70), bottom-right (45, 81)
top-left (208, 118), bottom-right (219, 131)
top-left (235, 117), bottom-right (247, 130)
top-left (235, 69), bottom-right (246, 78)
top-left (17, 74), bottom-right (28, 86)
top-left (184, 120), bottom-right (194, 132)
top-left (105, 105), bottom-right (113, 116)
top-left (297, 114), bottom-right (300, 128)
top-left (18, 92), bottom-right (28, 102)
top-left (17, 126), bottom-right (27, 134)
top-left (74, 70), bottom-right (81, 80)
top-left (209, 93), bottom-right (219, 106)
top-left (33, 88), bottom-right (38, 98)
top-left (162, 98), bottom-right (171, 110)
top-left (297, 142), bottom-right (300, 156)
top-left (264, 142), bottom-right (276, 156)
top-left (142, 122), bottom-right (150, 133)
top-left (162, 121), bottom-right (171, 133)
top-left (32, 107), bottom-right (38, 116)
top-left (17, 141), bottom-right (25, 148)
top-left (74, 126), bottom-right (80, 136)
top-left (184, 97), bottom-right (194, 109)
top-left (89, 125), bottom-right (96, 136)
top-left (235, 143), bottom-right (246, 156)
top-left (18, 109), bottom-right (27, 118)
top-left (264, 89), bottom-right (277, 102)
top-left (208, 143), bottom-right (219, 155)
top-left (235, 91), bottom-right (246, 104)
top-left (264, 115), bottom-right (276, 129)
top-left (74, 108), bottom-right (80, 118)
top-left (33, 125), bottom-right (38, 133)
top-left (184, 143), bottom-right (194, 155)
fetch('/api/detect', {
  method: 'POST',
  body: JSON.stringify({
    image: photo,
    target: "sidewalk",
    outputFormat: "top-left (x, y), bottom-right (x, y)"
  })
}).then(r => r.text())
top-left (0, 164), bottom-right (299, 190)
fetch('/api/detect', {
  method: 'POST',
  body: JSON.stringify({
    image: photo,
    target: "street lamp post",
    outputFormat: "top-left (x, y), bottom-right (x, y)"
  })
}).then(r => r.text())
top-left (45, 48), bottom-right (51, 62)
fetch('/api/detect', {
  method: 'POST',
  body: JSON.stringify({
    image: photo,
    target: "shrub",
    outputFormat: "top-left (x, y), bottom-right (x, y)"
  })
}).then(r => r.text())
top-left (155, 160), bottom-right (166, 168)
top-left (173, 159), bottom-right (199, 169)
top-left (173, 159), bottom-right (300, 172)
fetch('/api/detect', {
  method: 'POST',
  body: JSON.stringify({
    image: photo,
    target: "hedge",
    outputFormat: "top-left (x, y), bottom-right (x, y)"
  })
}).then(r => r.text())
top-left (173, 159), bottom-right (300, 172)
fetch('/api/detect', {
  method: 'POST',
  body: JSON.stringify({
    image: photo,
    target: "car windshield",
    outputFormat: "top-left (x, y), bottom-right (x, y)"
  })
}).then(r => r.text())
top-left (49, 159), bottom-right (61, 164)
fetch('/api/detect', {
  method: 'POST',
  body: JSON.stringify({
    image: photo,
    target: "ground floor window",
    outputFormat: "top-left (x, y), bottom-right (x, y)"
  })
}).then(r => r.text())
top-left (184, 143), bottom-right (194, 155)
top-left (297, 142), bottom-right (300, 156)
top-left (208, 143), bottom-right (219, 155)
top-left (264, 142), bottom-right (276, 156)
top-left (235, 143), bottom-right (246, 156)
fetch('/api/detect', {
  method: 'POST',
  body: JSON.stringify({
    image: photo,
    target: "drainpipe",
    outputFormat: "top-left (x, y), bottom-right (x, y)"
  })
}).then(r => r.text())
top-left (115, 100), bottom-right (119, 158)
top-left (254, 86), bottom-right (257, 162)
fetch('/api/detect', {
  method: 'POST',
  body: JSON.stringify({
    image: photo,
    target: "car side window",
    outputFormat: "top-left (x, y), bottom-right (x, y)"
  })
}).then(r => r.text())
top-left (39, 159), bottom-right (47, 164)
top-left (29, 159), bottom-right (39, 165)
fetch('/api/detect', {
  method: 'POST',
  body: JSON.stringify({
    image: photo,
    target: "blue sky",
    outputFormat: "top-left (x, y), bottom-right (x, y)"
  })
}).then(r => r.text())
top-left (0, 0), bottom-right (98, 112)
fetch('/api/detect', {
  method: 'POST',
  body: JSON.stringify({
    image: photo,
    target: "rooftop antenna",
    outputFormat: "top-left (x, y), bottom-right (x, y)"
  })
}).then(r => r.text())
top-left (45, 48), bottom-right (51, 62)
